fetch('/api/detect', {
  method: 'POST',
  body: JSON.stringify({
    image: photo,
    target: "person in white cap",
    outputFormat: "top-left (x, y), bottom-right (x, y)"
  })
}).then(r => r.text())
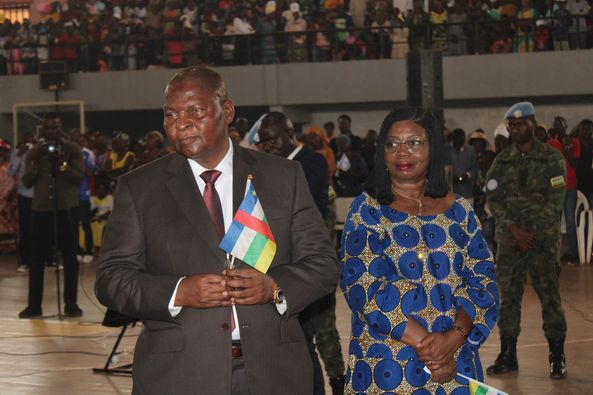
top-left (285, 2), bottom-right (308, 62)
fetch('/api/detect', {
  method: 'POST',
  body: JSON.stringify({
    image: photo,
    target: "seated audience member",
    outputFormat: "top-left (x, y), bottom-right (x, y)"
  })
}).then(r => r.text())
top-left (7, 133), bottom-right (36, 271)
top-left (547, 116), bottom-right (580, 264)
top-left (136, 130), bottom-right (169, 167)
top-left (105, 132), bottom-right (135, 189)
top-left (0, 139), bottom-right (17, 254)
top-left (576, 120), bottom-right (593, 206)
top-left (90, 181), bottom-right (113, 256)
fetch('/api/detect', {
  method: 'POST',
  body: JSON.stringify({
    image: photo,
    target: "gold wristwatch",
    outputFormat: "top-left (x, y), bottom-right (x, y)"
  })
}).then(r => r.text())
top-left (272, 288), bottom-right (285, 304)
top-left (59, 161), bottom-right (68, 172)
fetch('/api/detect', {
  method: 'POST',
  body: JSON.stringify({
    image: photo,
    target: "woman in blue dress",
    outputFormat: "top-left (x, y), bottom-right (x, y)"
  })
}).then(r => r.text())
top-left (340, 108), bottom-right (499, 394)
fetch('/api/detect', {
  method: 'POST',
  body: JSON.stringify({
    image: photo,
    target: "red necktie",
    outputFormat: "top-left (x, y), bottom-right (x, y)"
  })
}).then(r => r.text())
top-left (200, 170), bottom-right (235, 331)
top-left (200, 170), bottom-right (225, 240)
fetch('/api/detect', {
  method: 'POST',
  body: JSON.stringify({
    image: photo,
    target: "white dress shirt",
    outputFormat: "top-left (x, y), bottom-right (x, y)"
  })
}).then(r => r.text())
top-left (168, 141), bottom-right (239, 338)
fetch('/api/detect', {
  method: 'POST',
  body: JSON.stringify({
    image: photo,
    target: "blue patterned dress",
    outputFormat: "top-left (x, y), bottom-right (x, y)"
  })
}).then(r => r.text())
top-left (340, 193), bottom-right (499, 394)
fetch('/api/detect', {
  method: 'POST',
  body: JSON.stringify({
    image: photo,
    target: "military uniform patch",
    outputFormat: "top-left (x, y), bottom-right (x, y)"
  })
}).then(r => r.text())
top-left (486, 179), bottom-right (498, 191)
top-left (550, 176), bottom-right (566, 189)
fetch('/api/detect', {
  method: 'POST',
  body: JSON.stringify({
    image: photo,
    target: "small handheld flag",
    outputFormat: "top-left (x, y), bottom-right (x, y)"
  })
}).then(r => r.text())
top-left (219, 176), bottom-right (277, 273)
top-left (423, 367), bottom-right (508, 395)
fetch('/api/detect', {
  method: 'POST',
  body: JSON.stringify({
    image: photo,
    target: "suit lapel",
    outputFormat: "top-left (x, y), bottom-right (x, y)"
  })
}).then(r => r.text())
top-left (232, 144), bottom-right (258, 214)
top-left (165, 154), bottom-right (225, 260)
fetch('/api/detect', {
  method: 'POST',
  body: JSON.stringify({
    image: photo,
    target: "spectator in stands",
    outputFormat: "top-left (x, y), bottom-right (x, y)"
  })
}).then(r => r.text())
top-left (310, 10), bottom-right (332, 61)
top-left (370, 11), bottom-right (392, 59)
top-left (233, 7), bottom-right (256, 65)
top-left (576, 119), bottom-right (593, 206)
top-left (332, 6), bottom-right (356, 60)
top-left (448, 0), bottom-right (468, 55)
top-left (534, 19), bottom-right (551, 51)
top-left (548, 116), bottom-right (580, 264)
top-left (535, 125), bottom-right (550, 141)
top-left (136, 130), bottom-right (168, 167)
top-left (89, 180), bottom-right (113, 256)
top-left (494, 123), bottom-right (511, 153)
top-left (390, 8), bottom-right (409, 59)
top-left (162, 0), bottom-right (182, 34)
top-left (285, 3), bottom-right (308, 62)
top-left (92, 131), bottom-right (111, 180)
top-left (513, 0), bottom-right (536, 52)
top-left (430, 0), bottom-right (448, 52)
top-left (71, 131), bottom-right (96, 264)
top-left (335, 134), bottom-right (368, 197)
top-left (259, 1), bottom-right (280, 64)
top-left (552, 0), bottom-right (572, 50)
top-left (337, 114), bottom-right (362, 151)
top-left (408, 0), bottom-right (429, 50)
top-left (18, 20), bottom-right (37, 74)
top-left (306, 125), bottom-right (337, 181)
top-left (105, 131), bottom-right (135, 189)
top-left (567, 0), bottom-right (590, 49)
top-left (446, 128), bottom-right (477, 204)
top-left (62, 22), bottom-right (81, 72)
top-left (7, 132), bottom-right (36, 272)
top-left (0, 139), bottom-right (17, 254)
top-left (360, 128), bottom-right (377, 173)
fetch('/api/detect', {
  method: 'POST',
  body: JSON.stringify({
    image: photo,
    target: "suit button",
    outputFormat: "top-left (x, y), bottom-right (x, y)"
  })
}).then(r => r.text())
top-left (221, 323), bottom-right (229, 331)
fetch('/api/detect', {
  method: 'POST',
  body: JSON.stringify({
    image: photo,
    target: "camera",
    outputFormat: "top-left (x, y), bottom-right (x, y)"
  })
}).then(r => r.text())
top-left (42, 141), bottom-right (62, 155)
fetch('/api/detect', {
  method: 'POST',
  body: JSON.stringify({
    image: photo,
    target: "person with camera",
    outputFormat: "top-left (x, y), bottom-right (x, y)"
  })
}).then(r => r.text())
top-left (18, 112), bottom-right (85, 319)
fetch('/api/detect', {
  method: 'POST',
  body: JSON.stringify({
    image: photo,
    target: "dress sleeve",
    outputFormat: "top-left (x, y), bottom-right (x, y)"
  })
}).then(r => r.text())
top-left (453, 207), bottom-right (499, 351)
top-left (340, 194), bottom-right (418, 342)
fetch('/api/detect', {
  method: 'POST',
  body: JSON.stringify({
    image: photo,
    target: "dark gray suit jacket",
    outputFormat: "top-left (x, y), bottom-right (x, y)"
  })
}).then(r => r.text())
top-left (95, 144), bottom-right (340, 395)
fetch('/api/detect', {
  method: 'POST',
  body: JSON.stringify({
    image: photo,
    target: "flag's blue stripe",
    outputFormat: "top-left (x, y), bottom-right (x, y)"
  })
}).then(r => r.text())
top-left (219, 221), bottom-right (245, 252)
top-left (238, 183), bottom-right (257, 214)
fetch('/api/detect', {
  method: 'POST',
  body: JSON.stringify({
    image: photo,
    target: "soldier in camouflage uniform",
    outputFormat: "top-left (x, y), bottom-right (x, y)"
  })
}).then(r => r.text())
top-left (485, 102), bottom-right (568, 379)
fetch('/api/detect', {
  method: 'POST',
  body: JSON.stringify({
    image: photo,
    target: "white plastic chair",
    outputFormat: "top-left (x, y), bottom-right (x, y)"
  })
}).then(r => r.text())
top-left (575, 190), bottom-right (592, 265)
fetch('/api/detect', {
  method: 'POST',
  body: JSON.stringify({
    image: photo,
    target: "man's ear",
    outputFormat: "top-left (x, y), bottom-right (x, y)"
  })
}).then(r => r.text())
top-left (287, 128), bottom-right (295, 140)
top-left (223, 99), bottom-right (235, 125)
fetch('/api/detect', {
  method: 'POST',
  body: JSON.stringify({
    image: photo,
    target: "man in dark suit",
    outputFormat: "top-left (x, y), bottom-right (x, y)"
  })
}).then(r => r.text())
top-left (95, 67), bottom-right (339, 395)
top-left (258, 112), bottom-right (345, 395)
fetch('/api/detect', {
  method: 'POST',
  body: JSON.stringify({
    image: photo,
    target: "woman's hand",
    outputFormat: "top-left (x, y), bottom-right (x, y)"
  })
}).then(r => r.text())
top-left (415, 330), bottom-right (465, 370)
top-left (428, 357), bottom-right (457, 384)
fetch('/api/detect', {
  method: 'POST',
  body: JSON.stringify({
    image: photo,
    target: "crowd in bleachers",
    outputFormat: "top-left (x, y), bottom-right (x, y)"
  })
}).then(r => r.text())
top-left (0, 0), bottom-right (592, 74)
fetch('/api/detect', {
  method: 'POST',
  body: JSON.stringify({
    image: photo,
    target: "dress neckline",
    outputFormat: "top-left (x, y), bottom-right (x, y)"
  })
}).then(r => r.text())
top-left (385, 193), bottom-right (463, 220)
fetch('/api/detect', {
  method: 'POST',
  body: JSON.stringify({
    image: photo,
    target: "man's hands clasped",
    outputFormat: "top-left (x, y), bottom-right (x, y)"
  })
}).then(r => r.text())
top-left (175, 268), bottom-right (278, 309)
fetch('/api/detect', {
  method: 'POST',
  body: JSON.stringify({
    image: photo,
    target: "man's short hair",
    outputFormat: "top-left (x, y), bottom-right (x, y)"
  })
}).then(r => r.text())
top-left (166, 66), bottom-right (228, 103)
top-left (337, 114), bottom-right (351, 123)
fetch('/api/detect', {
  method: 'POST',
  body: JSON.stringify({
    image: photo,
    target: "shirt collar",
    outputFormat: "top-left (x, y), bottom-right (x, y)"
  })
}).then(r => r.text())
top-left (287, 144), bottom-right (303, 160)
top-left (187, 138), bottom-right (234, 176)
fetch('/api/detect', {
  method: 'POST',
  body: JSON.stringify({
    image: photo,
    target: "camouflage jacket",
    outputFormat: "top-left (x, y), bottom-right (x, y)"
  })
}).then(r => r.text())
top-left (485, 138), bottom-right (566, 237)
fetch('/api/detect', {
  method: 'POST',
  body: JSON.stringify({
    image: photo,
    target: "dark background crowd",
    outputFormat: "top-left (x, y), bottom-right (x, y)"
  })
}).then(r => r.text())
top-left (3, 110), bottom-right (592, 266)
top-left (0, 0), bottom-right (592, 74)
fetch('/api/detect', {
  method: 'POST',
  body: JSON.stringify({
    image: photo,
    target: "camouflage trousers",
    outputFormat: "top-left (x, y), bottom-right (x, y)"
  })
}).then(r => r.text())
top-left (299, 292), bottom-right (345, 380)
top-left (311, 292), bottom-right (345, 379)
top-left (495, 237), bottom-right (567, 340)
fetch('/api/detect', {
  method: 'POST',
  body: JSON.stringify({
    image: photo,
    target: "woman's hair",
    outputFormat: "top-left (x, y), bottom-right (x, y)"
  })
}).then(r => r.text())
top-left (366, 107), bottom-right (449, 205)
